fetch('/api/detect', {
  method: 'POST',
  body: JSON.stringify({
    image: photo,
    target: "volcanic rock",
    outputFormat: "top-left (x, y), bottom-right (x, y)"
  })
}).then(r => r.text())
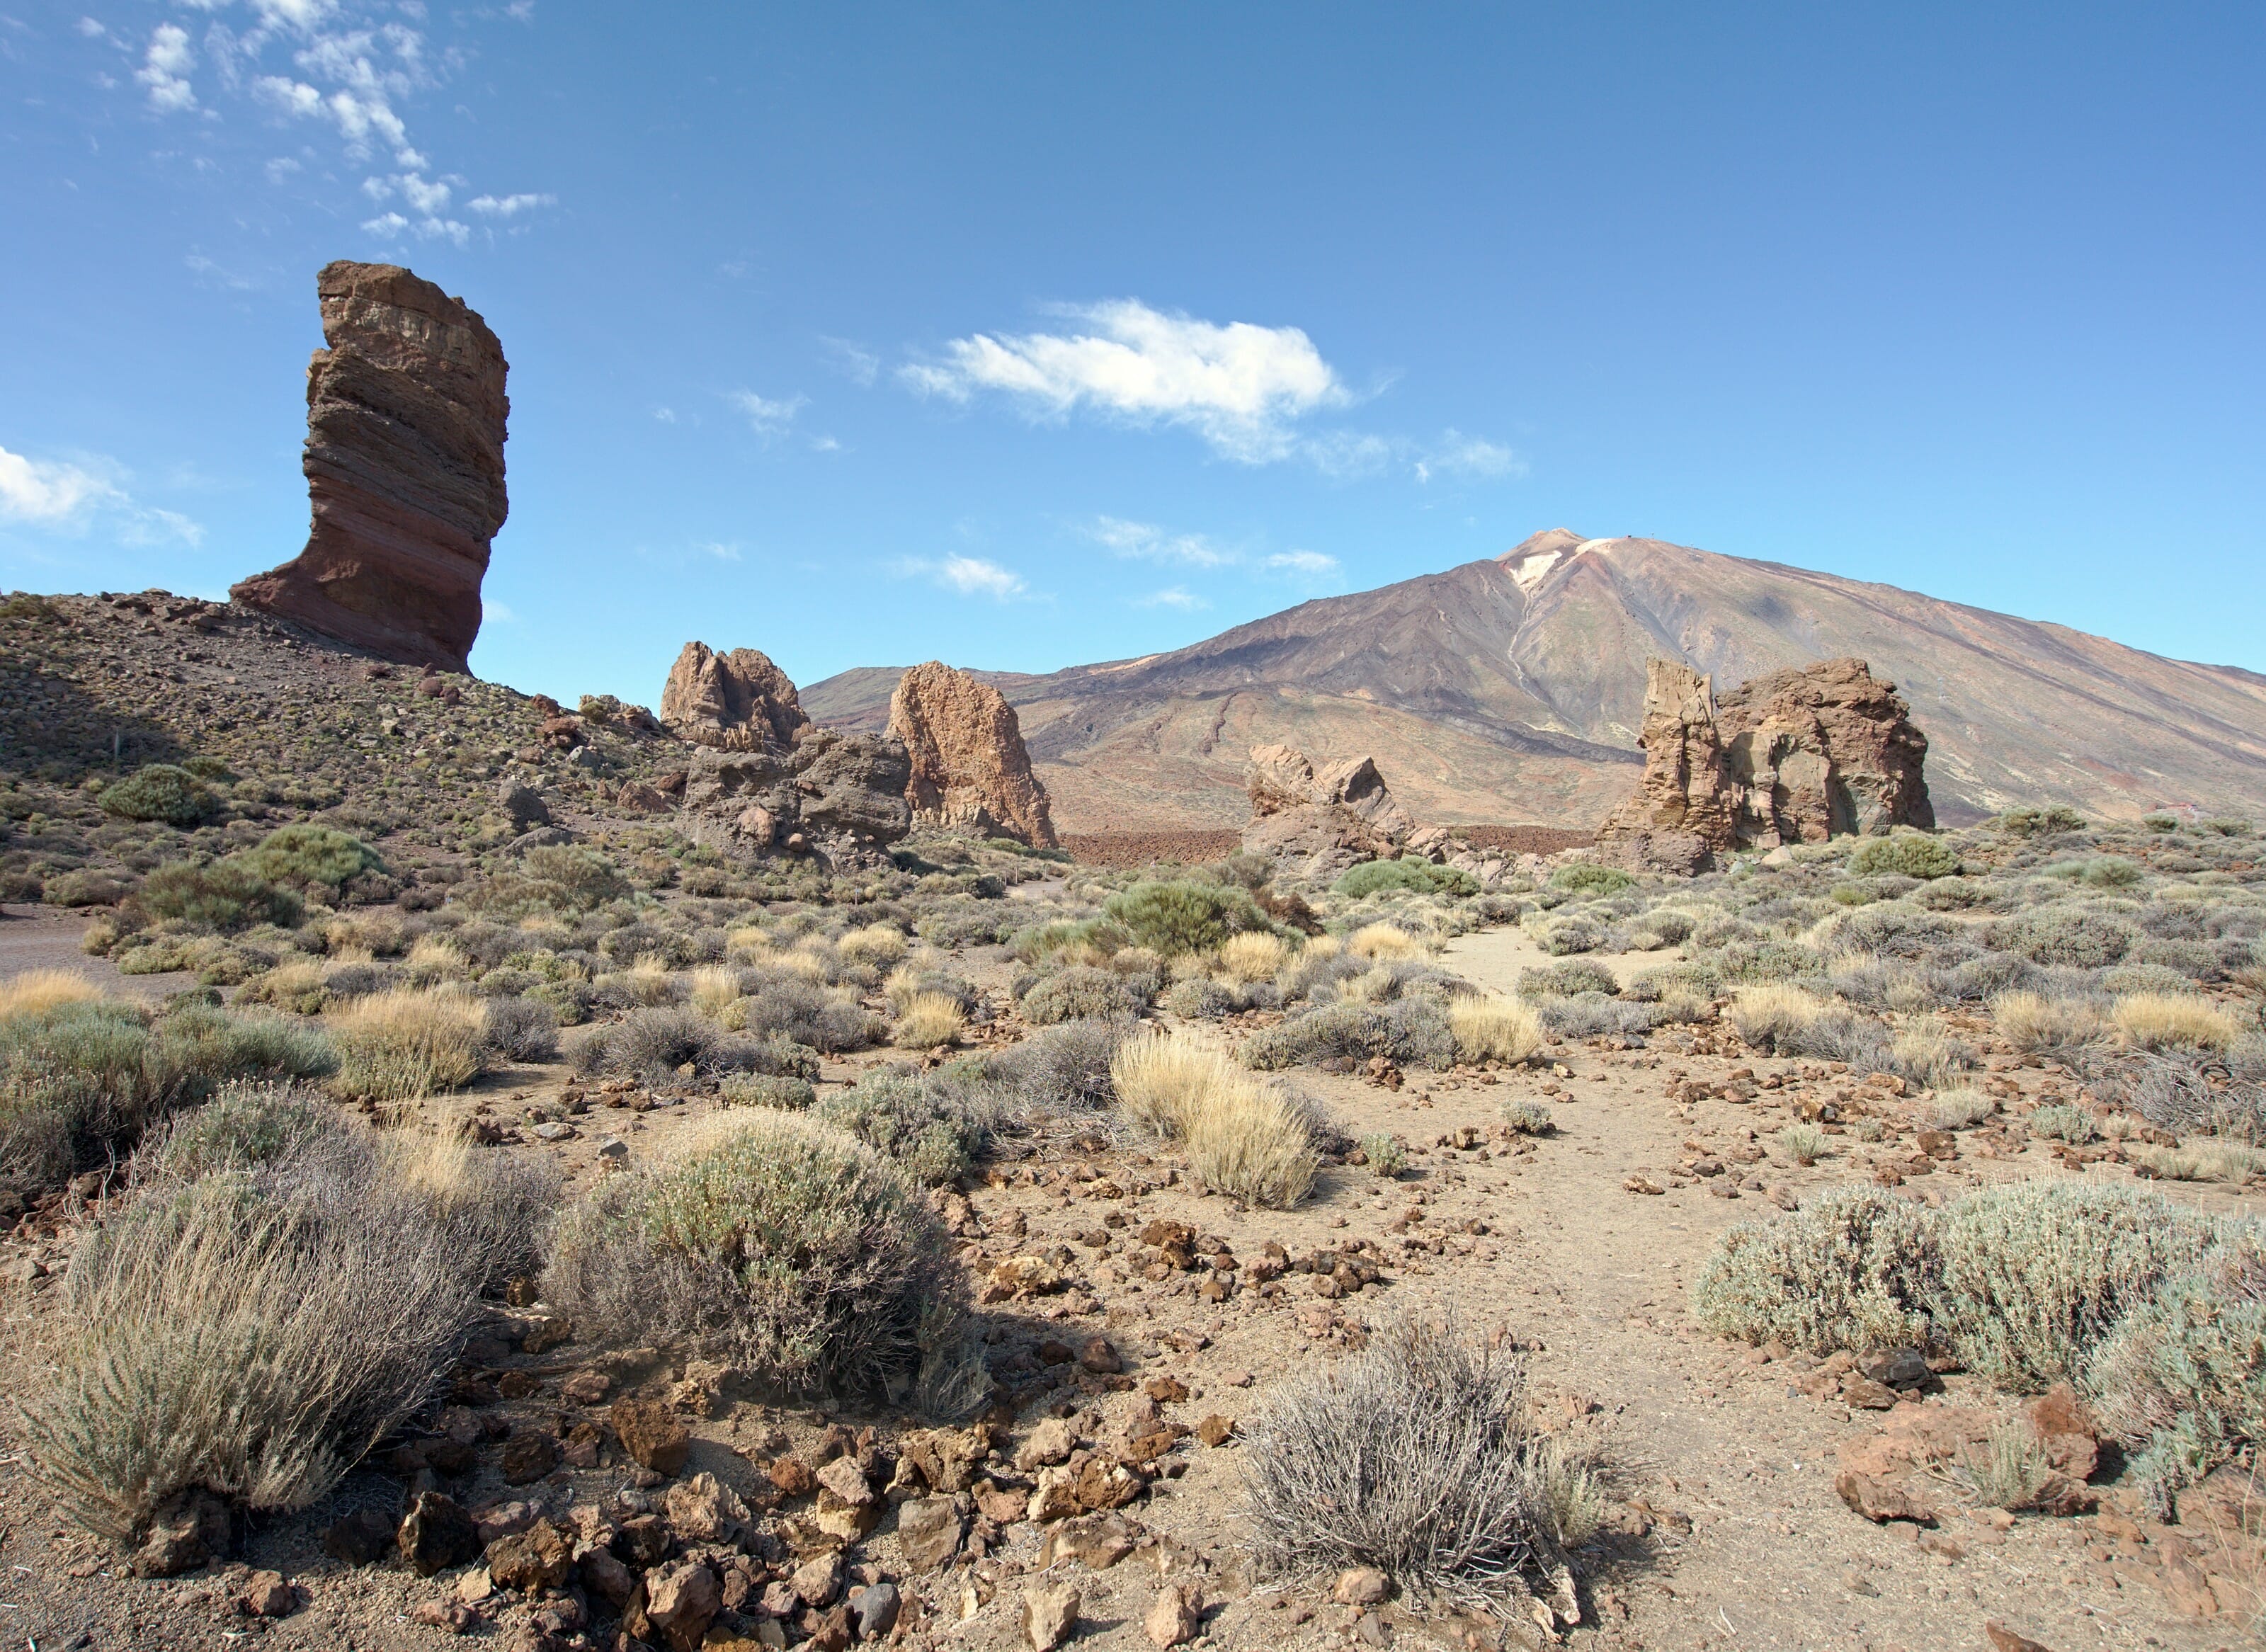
top-left (678, 729), bottom-right (911, 871)
top-left (1240, 744), bottom-right (1417, 882)
top-left (232, 261), bottom-right (508, 674)
top-left (660, 642), bottom-right (811, 751)
top-left (887, 661), bottom-right (1059, 846)
top-left (1600, 656), bottom-right (1932, 868)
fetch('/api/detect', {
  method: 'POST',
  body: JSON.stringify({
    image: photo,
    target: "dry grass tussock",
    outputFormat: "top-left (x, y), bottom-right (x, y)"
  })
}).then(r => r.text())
top-left (1349, 924), bottom-right (1425, 962)
top-left (543, 1110), bottom-right (981, 1414)
top-left (688, 963), bottom-right (743, 1019)
top-left (838, 923), bottom-right (909, 967)
top-left (1216, 930), bottom-right (1289, 985)
top-left (326, 987), bottom-right (484, 1103)
top-left (1992, 990), bottom-right (2107, 1054)
top-left (2113, 991), bottom-right (2241, 1054)
top-left (1110, 1029), bottom-right (1319, 1207)
top-left (892, 992), bottom-right (966, 1049)
top-left (1450, 997), bottom-right (1543, 1065)
top-left (0, 969), bottom-right (102, 1020)
top-left (1241, 1320), bottom-right (1597, 1610)
top-left (21, 1087), bottom-right (548, 1541)
top-left (1728, 982), bottom-right (1821, 1047)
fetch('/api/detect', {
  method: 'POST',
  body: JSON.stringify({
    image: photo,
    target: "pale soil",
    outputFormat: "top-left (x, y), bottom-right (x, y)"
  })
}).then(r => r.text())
top-left (1, 938), bottom-right (2260, 1652)
top-left (0, 901), bottom-right (195, 1002)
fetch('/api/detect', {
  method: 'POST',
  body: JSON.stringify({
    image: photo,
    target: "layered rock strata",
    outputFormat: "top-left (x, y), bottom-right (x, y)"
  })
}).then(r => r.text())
top-left (232, 261), bottom-right (508, 673)
top-left (1600, 655), bottom-right (1933, 871)
top-left (886, 662), bottom-right (1058, 847)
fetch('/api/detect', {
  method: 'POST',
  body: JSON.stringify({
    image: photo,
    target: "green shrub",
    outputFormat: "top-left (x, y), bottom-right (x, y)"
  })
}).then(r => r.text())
top-left (1847, 833), bottom-right (1962, 880)
top-left (1020, 965), bottom-right (1154, 1025)
top-left (1517, 959), bottom-right (1619, 998)
top-left (719, 1073), bottom-right (818, 1111)
top-left (142, 1083), bottom-right (331, 1180)
top-left (1334, 858), bottom-right (1476, 900)
top-left (1502, 1099), bottom-right (1554, 1135)
top-left (1692, 1187), bottom-right (1940, 1355)
top-left (1103, 879), bottom-right (1268, 957)
top-left (812, 1072), bottom-right (983, 1186)
top-left (1241, 999), bottom-right (1455, 1071)
top-left (457, 845), bottom-right (629, 916)
top-left (98, 765), bottom-right (222, 828)
top-left (2028, 1103), bottom-right (2096, 1143)
top-left (1932, 1182), bottom-right (2221, 1391)
top-left (129, 860), bottom-right (302, 933)
top-left (1549, 863), bottom-right (1635, 898)
top-left (1995, 806), bottom-right (2085, 838)
top-left (1986, 908), bottom-right (2134, 969)
top-left (1164, 978), bottom-right (1234, 1019)
top-left (1357, 1132), bottom-right (1407, 1175)
top-left (543, 1112), bottom-right (979, 1413)
top-left (226, 825), bottom-right (383, 895)
top-left (0, 1001), bottom-right (336, 1192)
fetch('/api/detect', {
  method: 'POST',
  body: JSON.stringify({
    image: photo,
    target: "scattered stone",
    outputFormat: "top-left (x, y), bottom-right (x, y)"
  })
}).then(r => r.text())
top-left (1835, 1471), bottom-right (1936, 1525)
top-left (643, 1558), bottom-right (722, 1652)
top-left (323, 1507), bottom-right (395, 1566)
top-left (665, 1471), bottom-right (750, 1543)
top-left (894, 1496), bottom-right (965, 1572)
top-left (1333, 1566), bottom-right (1391, 1606)
top-left (1860, 1347), bottom-right (1931, 1389)
top-left (1144, 1583), bottom-right (1203, 1648)
top-left (499, 1431), bottom-right (558, 1484)
top-left (2027, 1382), bottom-right (2100, 1481)
top-left (132, 1487), bottom-right (233, 1577)
top-left (1076, 1334), bottom-right (1122, 1374)
top-left (399, 1491), bottom-right (483, 1576)
top-left (239, 1570), bottom-right (295, 1618)
top-left (849, 1581), bottom-right (902, 1639)
top-left (1020, 1582), bottom-right (1081, 1652)
top-left (1018, 1418), bottom-right (1077, 1471)
top-left (579, 1545), bottom-right (635, 1607)
top-left (486, 1518), bottom-right (573, 1594)
top-left (611, 1396), bottom-right (691, 1476)
top-left (561, 1369), bottom-right (612, 1405)
top-left (1985, 1624), bottom-right (2056, 1652)
top-left (792, 1550), bottom-right (845, 1609)
top-left (1196, 1414), bottom-right (1236, 1447)
top-left (1041, 1511), bottom-right (1139, 1571)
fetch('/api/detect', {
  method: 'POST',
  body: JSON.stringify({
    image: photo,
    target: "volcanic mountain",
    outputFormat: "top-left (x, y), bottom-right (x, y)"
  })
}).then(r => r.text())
top-left (802, 530), bottom-right (2266, 834)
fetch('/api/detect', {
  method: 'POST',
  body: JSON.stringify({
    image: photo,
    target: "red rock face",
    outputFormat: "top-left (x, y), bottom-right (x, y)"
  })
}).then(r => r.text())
top-left (887, 661), bottom-right (1057, 848)
top-left (1600, 655), bottom-right (1932, 865)
top-left (660, 642), bottom-right (809, 751)
top-left (232, 261), bottom-right (508, 674)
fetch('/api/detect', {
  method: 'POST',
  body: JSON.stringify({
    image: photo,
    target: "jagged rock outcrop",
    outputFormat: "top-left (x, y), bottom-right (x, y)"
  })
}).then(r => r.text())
top-left (679, 732), bottom-right (912, 872)
top-left (659, 642), bottom-right (810, 751)
top-left (232, 261), bottom-right (508, 673)
top-left (1600, 656), bottom-right (1934, 871)
top-left (887, 662), bottom-right (1058, 848)
top-left (1240, 744), bottom-right (1510, 887)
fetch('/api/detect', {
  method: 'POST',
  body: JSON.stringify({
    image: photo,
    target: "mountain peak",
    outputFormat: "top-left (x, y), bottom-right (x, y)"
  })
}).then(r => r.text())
top-left (1497, 526), bottom-right (1593, 591)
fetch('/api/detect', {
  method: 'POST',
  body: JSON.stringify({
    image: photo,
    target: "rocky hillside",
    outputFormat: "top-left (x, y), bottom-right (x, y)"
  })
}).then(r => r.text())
top-left (804, 530), bottom-right (2266, 833)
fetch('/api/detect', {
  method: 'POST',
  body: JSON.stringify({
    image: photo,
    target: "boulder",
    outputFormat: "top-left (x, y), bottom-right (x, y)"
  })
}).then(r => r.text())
top-left (887, 661), bottom-right (1058, 847)
top-left (609, 1396), bottom-right (690, 1476)
top-left (1239, 744), bottom-right (1418, 883)
top-left (1599, 656), bottom-right (1932, 868)
top-left (1020, 1583), bottom-right (1081, 1652)
top-left (232, 261), bottom-right (508, 673)
top-left (660, 642), bottom-right (809, 751)
top-left (678, 729), bottom-right (911, 872)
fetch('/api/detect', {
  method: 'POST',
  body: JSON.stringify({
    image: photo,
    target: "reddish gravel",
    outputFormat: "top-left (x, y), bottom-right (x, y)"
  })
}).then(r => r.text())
top-left (1450, 824), bottom-right (1594, 855)
top-left (1061, 831), bottom-right (1243, 868)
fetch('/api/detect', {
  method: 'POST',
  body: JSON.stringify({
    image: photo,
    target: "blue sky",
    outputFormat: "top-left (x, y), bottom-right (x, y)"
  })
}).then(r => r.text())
top-left (4, 4), bottom-right (2261, 704)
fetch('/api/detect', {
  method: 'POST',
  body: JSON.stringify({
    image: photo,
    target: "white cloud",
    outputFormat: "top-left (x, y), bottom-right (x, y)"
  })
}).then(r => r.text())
top-left (0, 445), bottom-right (203, 545)
top-left (729, 389), bottom-right (807, 438)
top-left (0, 448), bottom-right (110, 523)
top-left (1135, 586), bottom-right (1208, 611)
top-left (265, 154), bottom-right (304, 181)
top-left (652, 406), bottom-right (677, 423)
top-left (896, 554), bottom-right (1027, 600)
top-left (1088, 515), bottom-right (1236, 568)
top-left (809, 435), bottom-right (842, 453)
top-left (1416, 429), bottom-right (1523, 484)
top-left (254, 74), bottom-right (324, 116)
top-left (137, 23), bottom-right (198, 113)
top-left (904, 298), bottom-right (1348, 462)
top-left (468, 192), bottom-right (554, 217)
top-left (1264, 549), bottom-right (1340, 576)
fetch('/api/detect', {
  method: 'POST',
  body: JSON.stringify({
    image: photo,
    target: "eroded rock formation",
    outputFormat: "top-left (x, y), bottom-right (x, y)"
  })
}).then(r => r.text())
top-left (887, 662), bottom-right (1057, 848)
top-left (659, 642), bottom-right (810, 751)
top-left (232, 261), bottom-right (508, 673)
top-left (1241, 744), bottom-right (1509, 887)
top-left (1599, 656), bottom-right (1933, 871)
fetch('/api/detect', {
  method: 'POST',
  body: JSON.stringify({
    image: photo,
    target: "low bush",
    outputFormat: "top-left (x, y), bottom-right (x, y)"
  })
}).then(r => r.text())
top-left (1240, 1320), bottom-right (1588, 1607)
top-left (1104, 879), bottom-right (1270, 957)
top-left (129, 861), bottom-right (302, 933)
top-left (1502, 1099), bottom-right (1554, 1135)
top-left (22, 1107), bottom-right (541, 1544)
top-left (1334, 858), bottom-right (1476, 900)
top-left (2112, 991), bottom-right (2239, 1054)
top-left (1931, 1088), bottom-right (1997, 1129)
top-left (1550, 863), bottom-right (1634, 898)
top-left (328, 988), bottom-right (485, 1103)
top-left (1988, 908), bottom-right (2135, 969)
top-left (1020, 964), bottom-right (1154, 1026)
top-left (225, 825), bottom-right (383, 896)
top-left (1847, 833), bottom-right (1962, 880)
top-left (1992, 990), bottom-right (2107, 1055)
top-left (719, 1073), bottom-right (818, 1111)
top-left (1995, 805), bottom-right (2086, 838)
top-left (1450, 998), bottom-right (1542, 1065)
top-left (543, 1112), bottom-right (980, 1412)
top-left (99, 764), bottom-right (222, 828)
top-left (1241, 998), bottom-right (1456, 1071)
top-left (2028, 1103), bottom-right (2096, 1144)
top-left (1, 999), bottom-right (335, 1191)
top-left (979, 1018), bottom-right (1127, 1115)
top-left (1778, 1122), bottom-right (1826, 1165)
top-left (480, 996), bottom-right (559, 1064)
top-left (1358, 1132), bottom-right (1407, 1175)
top-left (837, 923), bottom-right (909, 967)
top-left (1164, 978), bottom-right (1234, 1019)
top-left (1692, 1187), bottom-right (1940, 1355)
top-left (813, 1072), bottom-right (983, 1185)
top-left (1518, 960), bottom-right (1619, 998)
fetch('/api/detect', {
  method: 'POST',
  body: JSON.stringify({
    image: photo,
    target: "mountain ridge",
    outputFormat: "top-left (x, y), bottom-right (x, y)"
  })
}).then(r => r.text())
top-left (802, 532), bottom-right (2266, 833)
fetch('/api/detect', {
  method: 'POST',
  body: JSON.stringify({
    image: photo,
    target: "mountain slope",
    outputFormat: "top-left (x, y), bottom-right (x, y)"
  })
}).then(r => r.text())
top-left (804, 531), bottom-right (2266, 833)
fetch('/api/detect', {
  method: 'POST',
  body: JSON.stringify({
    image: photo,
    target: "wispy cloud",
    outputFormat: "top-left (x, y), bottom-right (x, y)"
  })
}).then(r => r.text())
top-left (1415, 429), bottom-right (1524, 484)
top-left (820, 337), bottom-right (880, 387)
top-left (695, 541), bottom-right (741, 562)
top-left (904, 298), bottom-right (1349, 463)
top-left (1263, 549), bottom-right (1340, 576)
top-left (729, 389), bottom-right (808, 440)
top-left (0, 445), bottom-right (203, 546)
top-left (1135, 586), bottom-right (1208, 610)
top-left (1088, 515), bottom-right (1237, 568)
top-left (894, 554), bottom-right (1027, 600)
